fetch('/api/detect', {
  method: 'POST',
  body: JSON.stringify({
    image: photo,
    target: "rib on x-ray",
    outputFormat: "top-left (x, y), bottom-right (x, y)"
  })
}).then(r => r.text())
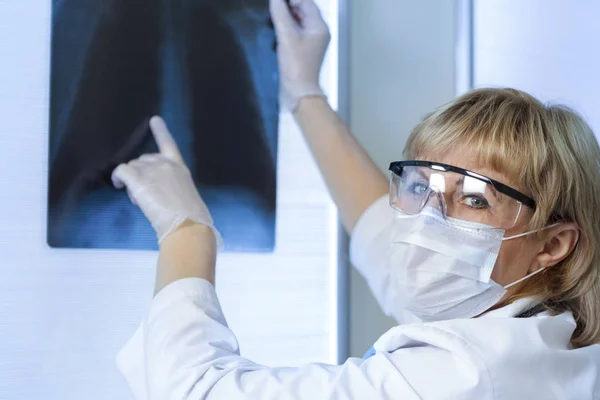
top-left (48, 0), bottom-right (279, 252)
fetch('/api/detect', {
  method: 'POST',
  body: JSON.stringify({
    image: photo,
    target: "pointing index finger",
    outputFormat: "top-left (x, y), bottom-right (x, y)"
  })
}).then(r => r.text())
top-left (149, 116), bottom-right (184, 163)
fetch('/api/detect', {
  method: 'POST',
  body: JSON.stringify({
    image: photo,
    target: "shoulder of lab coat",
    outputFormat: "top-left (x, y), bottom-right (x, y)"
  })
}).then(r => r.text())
top-left (376, 311), bottom-right (600, 399)
top-left (116, 278), bottom-right (495, 399)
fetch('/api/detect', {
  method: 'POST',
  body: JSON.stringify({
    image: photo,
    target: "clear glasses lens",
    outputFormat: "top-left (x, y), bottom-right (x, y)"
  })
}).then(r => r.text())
top-left (390, 166), bottom-right (522, 229)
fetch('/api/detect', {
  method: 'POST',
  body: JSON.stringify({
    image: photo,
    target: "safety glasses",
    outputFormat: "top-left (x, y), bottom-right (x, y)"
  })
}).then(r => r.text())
top-left (388, 160), bottom-right (537, 230)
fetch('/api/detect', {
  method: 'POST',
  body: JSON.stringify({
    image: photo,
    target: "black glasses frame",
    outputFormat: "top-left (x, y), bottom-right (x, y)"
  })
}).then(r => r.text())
top-left (389, 160), bottom-right (537, 210)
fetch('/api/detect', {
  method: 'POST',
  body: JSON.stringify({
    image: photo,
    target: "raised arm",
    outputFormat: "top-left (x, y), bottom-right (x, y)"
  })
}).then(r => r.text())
top-left (271, 0), bottom-right (388, 232)
top-left (111, 116), bottom-right (219, 294)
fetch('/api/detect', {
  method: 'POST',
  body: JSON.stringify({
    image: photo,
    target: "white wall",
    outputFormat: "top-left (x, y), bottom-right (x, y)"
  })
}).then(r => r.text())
top-left (347, 0), bottom-right (457, 357)
top-left (473, 0), bottom-right (600, 137)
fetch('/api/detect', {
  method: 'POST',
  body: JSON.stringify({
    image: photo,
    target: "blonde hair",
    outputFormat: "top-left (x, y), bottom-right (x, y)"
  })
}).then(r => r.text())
top-left (405, 88), bottom-right (600, 348)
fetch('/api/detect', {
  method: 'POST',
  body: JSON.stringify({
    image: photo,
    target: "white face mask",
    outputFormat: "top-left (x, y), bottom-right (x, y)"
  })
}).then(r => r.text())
top-left (389, 207), bottom-right (549, 322)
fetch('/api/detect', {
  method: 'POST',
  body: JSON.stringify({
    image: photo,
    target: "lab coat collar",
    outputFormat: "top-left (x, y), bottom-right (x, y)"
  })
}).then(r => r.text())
top-left (373, 297), bottom-right (543, 354)
top-left (478, 296), bottom-right (543, 319)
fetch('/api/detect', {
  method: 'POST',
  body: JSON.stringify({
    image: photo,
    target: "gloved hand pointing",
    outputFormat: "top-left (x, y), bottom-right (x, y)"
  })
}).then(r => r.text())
top-left (270, 0), bottom-right (331, 111)
top-left (111, 116), bottom-right (222, 248)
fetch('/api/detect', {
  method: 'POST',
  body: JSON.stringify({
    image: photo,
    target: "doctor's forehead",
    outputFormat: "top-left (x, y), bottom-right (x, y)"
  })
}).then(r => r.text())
top-left (417, 147), bottom-right (518, 188)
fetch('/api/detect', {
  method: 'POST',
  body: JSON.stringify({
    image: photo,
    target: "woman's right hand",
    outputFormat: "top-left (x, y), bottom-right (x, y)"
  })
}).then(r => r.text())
top-left (270, 0), bottom-right (331, 111)
top-left (111, 116), bottom-right (222, 248)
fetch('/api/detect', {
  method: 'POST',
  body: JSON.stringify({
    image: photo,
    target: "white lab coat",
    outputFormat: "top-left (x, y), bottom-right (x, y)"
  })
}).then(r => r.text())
top-left (117, 196), bottom-right (600, 399)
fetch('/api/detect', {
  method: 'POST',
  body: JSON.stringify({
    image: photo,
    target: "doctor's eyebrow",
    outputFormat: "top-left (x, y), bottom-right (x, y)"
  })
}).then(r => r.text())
top-left (456, 176), bottom-right (500, 200)
top-left (416, 168), bottom-right (430, 180)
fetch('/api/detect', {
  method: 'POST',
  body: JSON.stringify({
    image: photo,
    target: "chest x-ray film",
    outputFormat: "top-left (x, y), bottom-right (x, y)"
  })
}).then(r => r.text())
top-left (48, 0), bottom-right (279, 252)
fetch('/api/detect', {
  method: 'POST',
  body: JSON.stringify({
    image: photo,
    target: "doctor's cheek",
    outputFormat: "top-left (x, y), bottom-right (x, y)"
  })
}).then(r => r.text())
top-left (491, 238), bottom-right (536, 291)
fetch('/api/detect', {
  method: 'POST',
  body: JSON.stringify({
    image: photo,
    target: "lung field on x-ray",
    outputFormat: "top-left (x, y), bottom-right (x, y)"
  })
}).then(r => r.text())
top-left (48, 0), bottom-right (279, 252)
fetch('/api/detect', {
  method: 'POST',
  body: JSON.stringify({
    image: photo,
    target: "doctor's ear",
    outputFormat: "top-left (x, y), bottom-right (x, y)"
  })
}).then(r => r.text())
top-left (533, 222), bottom-right (580, 272)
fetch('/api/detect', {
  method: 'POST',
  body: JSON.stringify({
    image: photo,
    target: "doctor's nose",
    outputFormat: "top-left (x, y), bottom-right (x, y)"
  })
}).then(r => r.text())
top-left (422, 186), bottom-right (448, 218)
top-left (420, 173), bottom-right (448, 217)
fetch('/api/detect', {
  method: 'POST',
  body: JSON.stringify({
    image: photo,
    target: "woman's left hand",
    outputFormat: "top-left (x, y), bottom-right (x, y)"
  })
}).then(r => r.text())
top-left (111, 116), bottom-right (222, 247)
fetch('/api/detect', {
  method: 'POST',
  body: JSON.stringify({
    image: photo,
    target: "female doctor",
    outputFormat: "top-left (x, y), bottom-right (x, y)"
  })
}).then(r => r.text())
top-left (112, 0), bottom-right (600, 398)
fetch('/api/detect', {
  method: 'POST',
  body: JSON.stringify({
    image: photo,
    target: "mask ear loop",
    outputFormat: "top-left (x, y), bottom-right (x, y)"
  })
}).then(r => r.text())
top-left (502, 223), bottom-right (561, 241)
top-left (502, 222), bottom-right (564, 289)
top-left (504, 266), bottom-right (547, 289)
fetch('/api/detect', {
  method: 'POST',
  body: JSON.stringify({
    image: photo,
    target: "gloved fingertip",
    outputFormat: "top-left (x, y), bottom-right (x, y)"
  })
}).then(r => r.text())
top-left (111, 163), bottom-right (138, 190)
top-left (111, 166), bottom-right (125, 189)
top-left (148, 117), bottom-right (185, 164)
top-left (149, 115), bottom-right (166, 131)
top-left (112, 180), bottom-right (124, 190)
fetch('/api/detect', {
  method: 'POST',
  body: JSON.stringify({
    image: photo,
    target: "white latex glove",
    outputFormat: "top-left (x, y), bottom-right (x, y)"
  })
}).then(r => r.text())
top-left (270, 0), bottom-right (331, 111)
top-left (111, 116), bottom-right (223, 248)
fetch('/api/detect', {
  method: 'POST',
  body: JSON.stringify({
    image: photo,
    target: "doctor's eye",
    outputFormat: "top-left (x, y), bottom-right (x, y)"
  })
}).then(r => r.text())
top-left (463, 195), bottom-right (490, 209)
top-left (406, 180), bottom-right (429, 196)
